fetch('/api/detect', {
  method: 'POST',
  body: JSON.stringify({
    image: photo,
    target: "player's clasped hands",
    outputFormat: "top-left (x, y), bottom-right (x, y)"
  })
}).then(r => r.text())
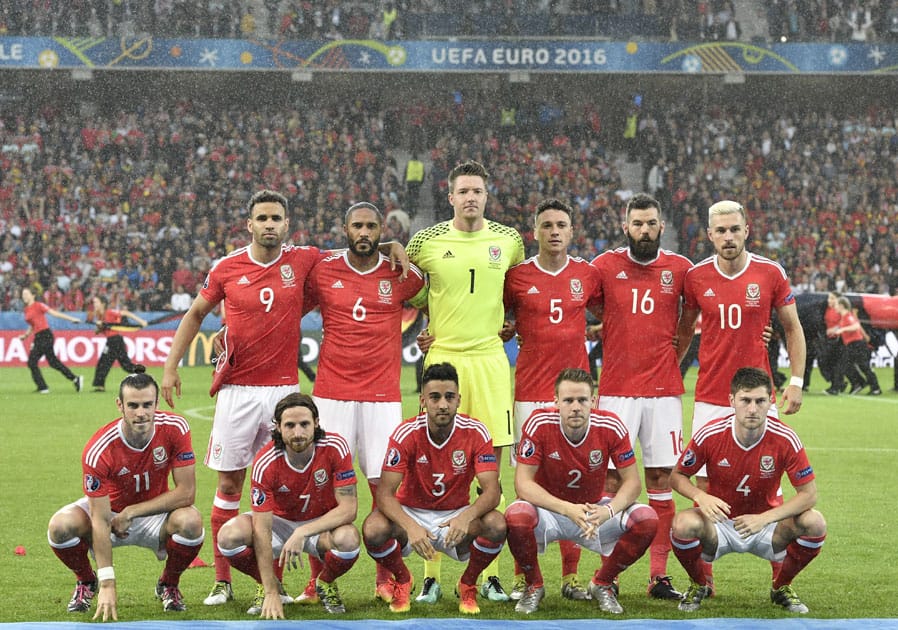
top-left (695, 492), bottom-right (731, 522)
top-left (440, 511), bottom-right (475, 549)
top-left (570, 502), bottom-right (603, 539)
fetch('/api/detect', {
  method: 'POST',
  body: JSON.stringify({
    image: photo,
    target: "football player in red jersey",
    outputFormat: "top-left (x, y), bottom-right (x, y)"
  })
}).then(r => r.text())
top-left (47, 369), bottom-right (204, 620)
top-left (670, 367), bottom-right (826, 615)
top-left (503, 198), bottom-right (601, 601)
top-left (303, 202), bottom-right (425, 601)
top-left (162, 190), bottom-right (408, 606)
top-left (217, 393), bottom-right (359, 618)
top-left (505, 368), bottom-right (657, 615)
top-left (361, 362), bottom-right (507, 615)
top-left (590, 193), bottom-right (694, 600)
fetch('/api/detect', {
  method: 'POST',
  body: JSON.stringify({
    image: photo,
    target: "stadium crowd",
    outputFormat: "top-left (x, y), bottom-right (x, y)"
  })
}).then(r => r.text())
top-left (3, 0), bottom-right (896, 42)
top-left (1, 92), bottom-right (896, 314)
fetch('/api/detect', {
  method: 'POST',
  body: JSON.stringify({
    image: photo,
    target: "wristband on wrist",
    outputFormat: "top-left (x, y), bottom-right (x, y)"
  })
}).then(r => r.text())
top-left (97, 566), bottom-right (115, 582)
top-left (605, 504), bottom-right (615, 520)
top-left (789, 376), bottom-right (804, 389)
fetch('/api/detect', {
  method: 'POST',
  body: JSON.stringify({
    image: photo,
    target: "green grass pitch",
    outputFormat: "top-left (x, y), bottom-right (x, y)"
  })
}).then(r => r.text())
top-left (1, 365), bottom-right (894, 621)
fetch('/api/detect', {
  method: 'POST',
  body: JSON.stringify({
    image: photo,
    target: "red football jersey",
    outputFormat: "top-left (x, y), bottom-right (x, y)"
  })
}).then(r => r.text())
top-left (382, 414), bottom-right (496, 511)
top-left (307, 253), bottom-right (425, 402)
top-left (201, 244), bottom-right (322, 393)
top-left (24, 301), bottom-right (51, 333)
top-left (249, 433), bottom-right (356, 522)
top-left (591, 248), bottom-right (693, 397)
top-left (683, 254), bottom-right (795, 406)
top-left (82, 412), bottom-right (195, 514)
top-left (504, 256), bottom-right (600, 402)
top-left (676, 415), bottom-right (815, 518)
top-left (517, 407), bottom-right (636, 504)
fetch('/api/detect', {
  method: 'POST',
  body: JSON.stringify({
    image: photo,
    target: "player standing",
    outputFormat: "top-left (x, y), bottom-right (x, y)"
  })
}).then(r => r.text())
top-left (162, 190), bottom-right (321, 606)
top-left (502, 198), bottom-right (601, 601)
top-left (47, 370), bottom-right (204, 620)
top-left (506, 368), bottom-right (657, 615)
top-left (670, 368), bottom-right (826, 614)
top-left (406, 160), bottom-right (523, 602)
top-left (362, 363), bottom-right (507, 615)
top-left (302, 202), bottom-right (425, 602)
top-left (589, 193), bottom-right (693, 600)
top-left (217, 394), bottom-right (360, 617)
top-left (676, 199), bottom-right (806, 477)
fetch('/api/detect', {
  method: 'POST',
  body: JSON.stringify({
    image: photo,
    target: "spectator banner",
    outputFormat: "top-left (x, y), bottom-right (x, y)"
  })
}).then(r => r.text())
top-left (0, 37), bottom-right (897, 73)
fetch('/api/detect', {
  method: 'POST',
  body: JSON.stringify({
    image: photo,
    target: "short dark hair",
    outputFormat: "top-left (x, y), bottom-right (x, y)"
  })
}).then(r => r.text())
top-left (247, 189), bottom-right (288, 218)
top-left (271, 393), bottom-right (325, 450)
top-left (554, 368), bottom-right (595, 395)
top-left (422, 362), bottom-right (459, 388)
top-left (534, 198), bottom-right (572, 225)
top-left (730, 367), bottom-right (773, 396)
top-left (626, 193), bottom-right (661, 218)
top-left (448, 160), bottom-right (489, 192)
top-left (344, 201), bottom-right (384, 225)
top-left (118, 366), bottom-right (158, 402)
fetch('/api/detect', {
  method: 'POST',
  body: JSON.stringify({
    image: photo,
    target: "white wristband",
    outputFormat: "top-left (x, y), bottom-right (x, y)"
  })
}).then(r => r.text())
top-left (97, 566), bottom-right (115, 582)
top-left (789, 376), bottom-right (804, 389)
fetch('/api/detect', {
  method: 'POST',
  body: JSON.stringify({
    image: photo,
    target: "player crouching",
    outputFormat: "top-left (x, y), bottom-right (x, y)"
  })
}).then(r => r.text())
top-left (362, 362), bottom-right (507, 614)
top-left (47, 369), bottom-right (204, 620)
top-left (217, 393), bottom-right (360, 618)
top-left (670, 367), bottom-right (826, 614)
top-left (506, 368), bottom-right (658, 615)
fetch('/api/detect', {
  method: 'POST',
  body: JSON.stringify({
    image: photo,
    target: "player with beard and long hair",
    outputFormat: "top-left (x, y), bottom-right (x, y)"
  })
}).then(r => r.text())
top-left (589, 193), bottom-right (693, 601)
top-left (216, 393), bottom-right (360, 618)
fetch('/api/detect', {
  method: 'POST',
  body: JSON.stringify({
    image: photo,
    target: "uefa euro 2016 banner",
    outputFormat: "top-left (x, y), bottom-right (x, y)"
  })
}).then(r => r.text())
top-left (0, 37), bottom-right (896, 74)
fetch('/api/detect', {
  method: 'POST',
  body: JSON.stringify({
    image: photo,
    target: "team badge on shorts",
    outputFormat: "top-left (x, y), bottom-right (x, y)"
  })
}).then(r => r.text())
top-left (212, 443), bottom-right (223, 462)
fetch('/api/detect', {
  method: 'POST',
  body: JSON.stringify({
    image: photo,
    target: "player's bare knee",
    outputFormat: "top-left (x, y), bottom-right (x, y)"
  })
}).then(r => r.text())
top-left (48, 507), bottom-right (89, 543)
top-left (217, 470), bottom-right (245, 495)
top-left (797, 508), bottom-right (826, 537)
top-left (331, 524), bottom-right (361, 552)
top-left (216, 515), bottom-right (251, 549)
top-left (671, 508), bottom-right (703, 538)
top-left (644, 467), bottom-right (673, 491)
top-left (362, 513), bottom-right (391, 547)
top-left (170, 506), bottom-right (204, 539)
top-left (480, 510), bottom-right (507, 543)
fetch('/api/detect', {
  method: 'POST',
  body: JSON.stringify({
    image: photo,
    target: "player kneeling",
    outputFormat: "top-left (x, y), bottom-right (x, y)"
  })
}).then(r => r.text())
top-left (670, 367), bottom-right (826, 614)
top-left (217, 393), bottom-right (360, 618)
top-left (47, 369), bottom-right (204, 620)
top-left (506, 368), bottom-right (658, 615)
top-left (362, 362), bottom-right (507, 615)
